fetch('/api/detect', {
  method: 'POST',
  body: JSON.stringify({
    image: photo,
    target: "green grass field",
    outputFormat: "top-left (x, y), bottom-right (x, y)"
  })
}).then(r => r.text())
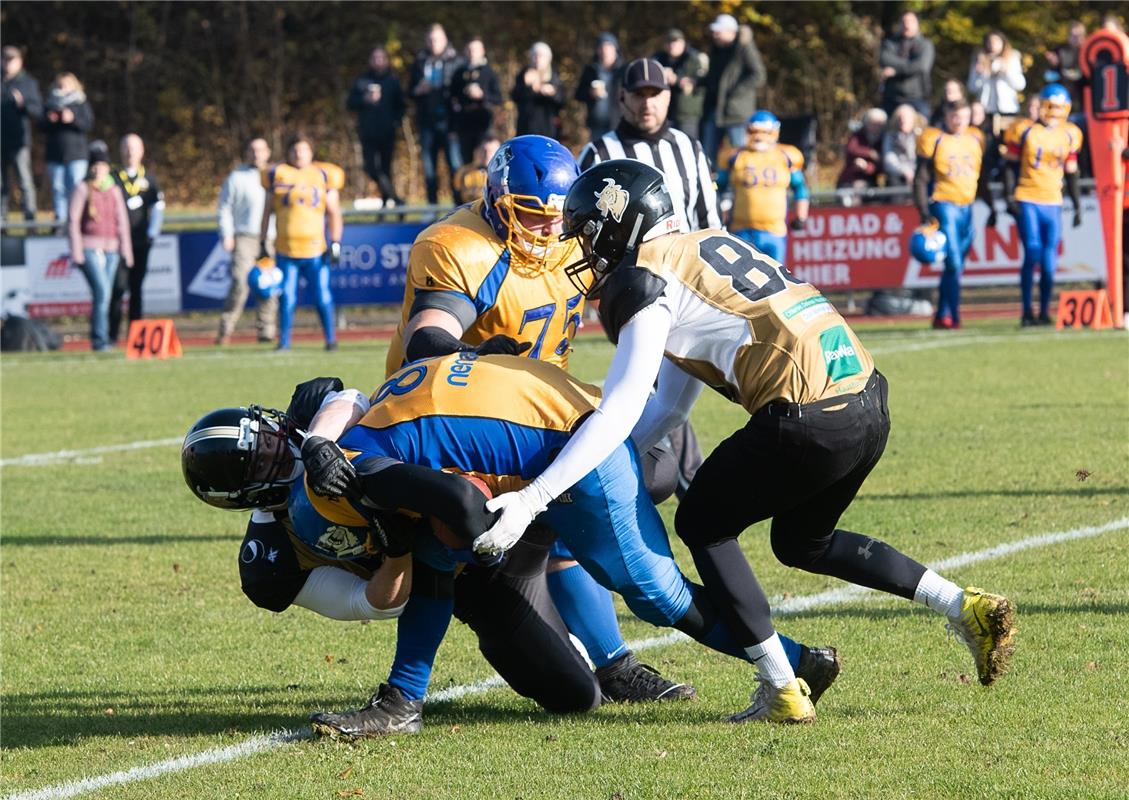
top-left (2, 321), bottom-right (1127, 800)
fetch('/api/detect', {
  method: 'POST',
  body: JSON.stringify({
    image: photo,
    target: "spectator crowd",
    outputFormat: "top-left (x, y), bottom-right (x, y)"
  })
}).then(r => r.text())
top-left (0, 10), bottom-right (1124, 348)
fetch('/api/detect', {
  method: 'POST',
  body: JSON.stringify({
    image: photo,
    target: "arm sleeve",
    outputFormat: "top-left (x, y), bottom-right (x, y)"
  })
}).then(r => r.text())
top-left (1065, 169), bottom-right (1081, 211)
top-left (405, 325), bottom-right (474, 362)
top-left (694, 141), bottom-right (722, 229)
top-left (147, 175), bottom-right (165, 239)
top-left (23, 80), bottom-right (42, 119)
top-left (630, 358), bottom-right (704, 454)
top-left (293, 565), bottom-right (405, 621)
top-left (879, 39), bottom-right (909, 72)
top-left (1004, 53), bottom-right (1026, 92)
top-left (789, 168), bottom-right (810, 200)
top-left (217, 174), bottom-right (235, 240)
top-left (911, 38), bottom-right (935, 79)
top-left (574, 65), bottom-right (593, 104)
top-left (522, 304), bottom-right (673, 509)
top-left (913, 157), bottom-right (933, 217)
top-left (72, 102), bottom-right (94, 132)
top-left (355, 459), bottom-right (496, 546)
top-left (346, 78), bottom-right (364, 112)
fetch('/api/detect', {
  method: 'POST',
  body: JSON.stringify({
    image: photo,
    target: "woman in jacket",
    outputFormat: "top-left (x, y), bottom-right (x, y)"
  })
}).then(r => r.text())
top-left (512, 42), bottom-right (564, 139)
top-left (68, 142), bottom-right (132, 351)
top-left (967, 31), bottom-right (1026, 137)
top-left (43, 71), bottom-right (94, 221)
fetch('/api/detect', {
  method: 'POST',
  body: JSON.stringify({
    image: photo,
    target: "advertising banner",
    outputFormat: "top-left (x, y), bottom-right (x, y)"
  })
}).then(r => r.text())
top-left (178, 222), bottom-right (426, 310)
top-left (24, 234), bottom-right (180, 317)
top-left (787, 197), bottom-right (1107, 291)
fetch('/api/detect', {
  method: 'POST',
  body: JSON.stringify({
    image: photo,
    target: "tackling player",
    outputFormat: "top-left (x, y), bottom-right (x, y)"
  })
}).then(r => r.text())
top-left (261, 133), bottom-right (344, 350)
top-left (1002, 84), bottom-right (1084, 326)
top-left (477, 160), bottom-right (1017, 724)
top-left (295, 353), bottom-right (840, 736)
top-left (913, 99), bottom-right (991, 329)
top-left (718, 110), bottom-right (810, 263)
top-left (382, 134), bottom-right (692, 705)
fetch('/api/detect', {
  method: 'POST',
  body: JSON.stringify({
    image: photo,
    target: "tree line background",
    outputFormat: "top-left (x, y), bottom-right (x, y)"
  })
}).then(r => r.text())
top-left (1, 1), bottom-right (1115, 207)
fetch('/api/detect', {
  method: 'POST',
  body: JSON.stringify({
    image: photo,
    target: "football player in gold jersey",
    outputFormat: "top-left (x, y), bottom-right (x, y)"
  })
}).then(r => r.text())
top-left (382, 134), bottom-right (695, 703)
top-left (478, 160), bottom-right (1017, 723)
top-left (260, 134), bottom-right (344, 349)
top-left (913, 99), bottom-right (991, 328)
top-left (719, 110), bottom-right (809, 263)
top-left (1002, 84), bottom-right (1084, 325)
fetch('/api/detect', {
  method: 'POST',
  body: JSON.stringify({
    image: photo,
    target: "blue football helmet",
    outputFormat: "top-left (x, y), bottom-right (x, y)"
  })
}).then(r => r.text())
top-left (484, 135), bottom-right (579, 270)
top-left (910, 222), bottom-right (947, 264)
top-left (247, 259), bottom-right (283, 301)
top-left (747, 110), bottom-right (781, 145)
top-left (1039, 83), bottom-right (1071, 125)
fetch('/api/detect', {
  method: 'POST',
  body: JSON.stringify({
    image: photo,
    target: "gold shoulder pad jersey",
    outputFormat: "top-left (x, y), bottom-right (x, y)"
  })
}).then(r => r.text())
top-left (346, 353), bottom-right (602, 497)
top-left (604, 230), bottom-right (874, 414)
top-left (728, 144), bottom-right (805, 236)
top-left (263, 161), bottom-right (344, 259)
top-left (384, 200), bottom-right (585, 376)
top-left (1004, 120), bottom-right (1083, 205)
top-left (916, 127), bottom-right (984, 206)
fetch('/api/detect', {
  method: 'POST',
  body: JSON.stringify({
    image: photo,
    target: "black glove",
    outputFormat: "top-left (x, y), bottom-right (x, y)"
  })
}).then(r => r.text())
top-left (300, 435), bottom-right (358, 498)
top-left (985, 210), bottom-right (998, 229)
top-left (789, 216), bottom-right (807, 233)
top-left (1006, 198), bottom-right (1020, 219)
top-left (474, 334), bottom-right (533, 356)
top-left (327, 241), bottom-right (342, 267)
top-left (369, 512), bottom-right (420, 559)
top-left (286, 376), bottom-right (344, 429)
top-left (1072, 207), bottom-right (1083, 228)
top-left (258, 240), bottom-right (270, 261)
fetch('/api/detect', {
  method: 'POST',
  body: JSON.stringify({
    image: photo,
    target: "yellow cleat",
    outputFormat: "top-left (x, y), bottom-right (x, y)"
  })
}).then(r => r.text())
top-left (947, 587), bottom-right (1017, 685)
top-left (728, 677), bottom-right (816, 724)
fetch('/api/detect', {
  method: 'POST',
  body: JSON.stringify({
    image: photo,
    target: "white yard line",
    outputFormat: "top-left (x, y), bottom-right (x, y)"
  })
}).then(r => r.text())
top-left (0, 329), bottom-right (1111, 469)
top-left (6, 516), bottom-right (1126, 800)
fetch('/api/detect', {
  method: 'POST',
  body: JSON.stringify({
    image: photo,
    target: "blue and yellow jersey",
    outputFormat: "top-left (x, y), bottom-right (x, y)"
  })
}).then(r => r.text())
top-left (263, 161), bottom-right (345, 259)
top-left (348, 352), bottom-right (601, 496)
top-left (727, 144), bottom-right (805, 236)
top-left (916, 127), bottom-right (985, 206)
top-left (1004, 119), bottom-right (1083, 205)
top-left (384, 200), bottom-right (585, 376)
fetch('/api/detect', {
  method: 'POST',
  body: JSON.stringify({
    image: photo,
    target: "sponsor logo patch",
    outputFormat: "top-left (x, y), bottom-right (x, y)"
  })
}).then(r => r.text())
top-left (783, 294), bottom-right (834, 322)
top-left (819, 325), bottom-right (863, 381)
top-left (316, 525), bottom-right (368, 558)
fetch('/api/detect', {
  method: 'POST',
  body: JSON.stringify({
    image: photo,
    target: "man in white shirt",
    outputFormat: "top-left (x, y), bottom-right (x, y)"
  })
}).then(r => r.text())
top-left (216, 137), bottom-right (276, 345)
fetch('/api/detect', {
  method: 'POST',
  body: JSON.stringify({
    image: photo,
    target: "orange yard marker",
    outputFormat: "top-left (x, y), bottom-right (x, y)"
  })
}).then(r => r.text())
top-left (125, 319), bottom-right (183, 359)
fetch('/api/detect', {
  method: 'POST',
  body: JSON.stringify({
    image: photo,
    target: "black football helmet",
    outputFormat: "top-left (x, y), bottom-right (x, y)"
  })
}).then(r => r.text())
top-left (181, 406), bottom-right (302, 511)
top-left (561, 159), bottom-right (681, 297)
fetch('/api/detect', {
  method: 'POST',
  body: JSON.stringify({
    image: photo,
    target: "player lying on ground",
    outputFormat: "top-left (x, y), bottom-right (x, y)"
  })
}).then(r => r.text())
top-left (477, 159), bottom-right (1018, 724)
top-left (271, 354), bottom-right (842, 737)
top-left (182, 396), bottom-right (608, 733)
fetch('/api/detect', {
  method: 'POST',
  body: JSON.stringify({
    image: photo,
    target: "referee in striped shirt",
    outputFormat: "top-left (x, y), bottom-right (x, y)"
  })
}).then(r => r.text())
top-left (578, 57), bottom-right (720, 231)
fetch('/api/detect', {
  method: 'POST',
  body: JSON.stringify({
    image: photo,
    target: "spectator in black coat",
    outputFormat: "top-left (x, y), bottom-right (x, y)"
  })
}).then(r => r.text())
top-left (1, 46), bottom-right (42, 220)
top-left (653, 29), bottom-right (709, 142)
top-left (512, 42), bottom-right (564, 139)
top-left (879, 11), bottom-right (934, 116)
top-left (701, 15), bottom-right (767, 166)
top-left (409, 24), bottom-right (463, 204)
top-left (575, 32), bottom-right (624, 142)
top-left (347, 46), bottom-right (405, 205)
top-left (42, 71), bottom-right (94, 221)
top-left (450, 37), bottom-right (503, 166)
top-left (1043, 21), bottom-right (1086, 115)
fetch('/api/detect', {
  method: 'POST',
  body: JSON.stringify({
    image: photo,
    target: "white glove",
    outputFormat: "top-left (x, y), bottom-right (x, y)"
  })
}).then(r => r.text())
top-left (472, 490), bottom-right (543, 557)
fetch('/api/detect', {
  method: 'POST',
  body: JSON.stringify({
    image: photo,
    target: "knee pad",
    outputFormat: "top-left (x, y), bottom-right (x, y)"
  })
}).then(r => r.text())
top-left (238, 520), bottom-right (308, 612)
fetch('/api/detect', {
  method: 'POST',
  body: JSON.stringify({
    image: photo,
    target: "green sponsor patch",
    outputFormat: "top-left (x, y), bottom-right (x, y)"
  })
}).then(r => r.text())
top-left (783, 295), bottom-right (832, 320)
top-left (820, 325), bottom-right (863, 381)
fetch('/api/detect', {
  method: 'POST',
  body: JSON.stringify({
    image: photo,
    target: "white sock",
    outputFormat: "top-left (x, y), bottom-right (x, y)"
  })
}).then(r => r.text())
top-left (745, 634), bottom-right (796, 688)
top-left (913, 569), bottom-right (965, 619)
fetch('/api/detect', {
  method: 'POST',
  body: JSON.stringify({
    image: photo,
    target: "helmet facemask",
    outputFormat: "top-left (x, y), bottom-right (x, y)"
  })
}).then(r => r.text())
top-left (1039, 98), bottom-right (1070, 127)
top-left (748, 124), bottom-right (779, 152)
top-left (562, 219), bottom-right (613, 298)
top-left (493, 192), bottom-right (567, 272)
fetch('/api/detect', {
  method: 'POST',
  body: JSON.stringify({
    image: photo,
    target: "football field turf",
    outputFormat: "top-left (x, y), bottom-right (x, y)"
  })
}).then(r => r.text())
top-left (2, 320), bottom-right (1127, 800)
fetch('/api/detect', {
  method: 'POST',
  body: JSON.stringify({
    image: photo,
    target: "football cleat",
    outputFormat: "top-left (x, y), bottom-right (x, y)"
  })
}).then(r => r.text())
top-left (728, 677), bottom-right (816, 724)
top-left (796, 646), bottom-right (842, 704)
top-left (596, 651), bottom-right (697, 703)
top-left (946, 587), bottom-right (1016, 686)
top-left (310, 683), bottom-right (423, 739)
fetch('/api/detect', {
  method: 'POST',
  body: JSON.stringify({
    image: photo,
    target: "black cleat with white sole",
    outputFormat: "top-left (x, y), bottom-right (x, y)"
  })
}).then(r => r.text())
top-left (310, 683), bottom-right (423, 739)
top-left (596, 651), bottom-right (696, 703)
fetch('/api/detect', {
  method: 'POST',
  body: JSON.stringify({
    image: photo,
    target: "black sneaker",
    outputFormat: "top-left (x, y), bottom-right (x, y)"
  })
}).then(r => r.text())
top-left (796, 645), bottom-right (842, 704)
top-left (310, 683), bottom-right (423, 738)
top-left (595, 651), bottom-right (696, 703)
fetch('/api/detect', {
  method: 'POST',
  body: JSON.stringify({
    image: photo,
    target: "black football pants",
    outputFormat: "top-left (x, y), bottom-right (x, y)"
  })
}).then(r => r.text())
top-left (675, 371), bottom-right (928, 646)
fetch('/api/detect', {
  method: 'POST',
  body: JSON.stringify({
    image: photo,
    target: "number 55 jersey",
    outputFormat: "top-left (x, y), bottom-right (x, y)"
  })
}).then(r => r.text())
top-left (598, 229), bottom-right (875, 414)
